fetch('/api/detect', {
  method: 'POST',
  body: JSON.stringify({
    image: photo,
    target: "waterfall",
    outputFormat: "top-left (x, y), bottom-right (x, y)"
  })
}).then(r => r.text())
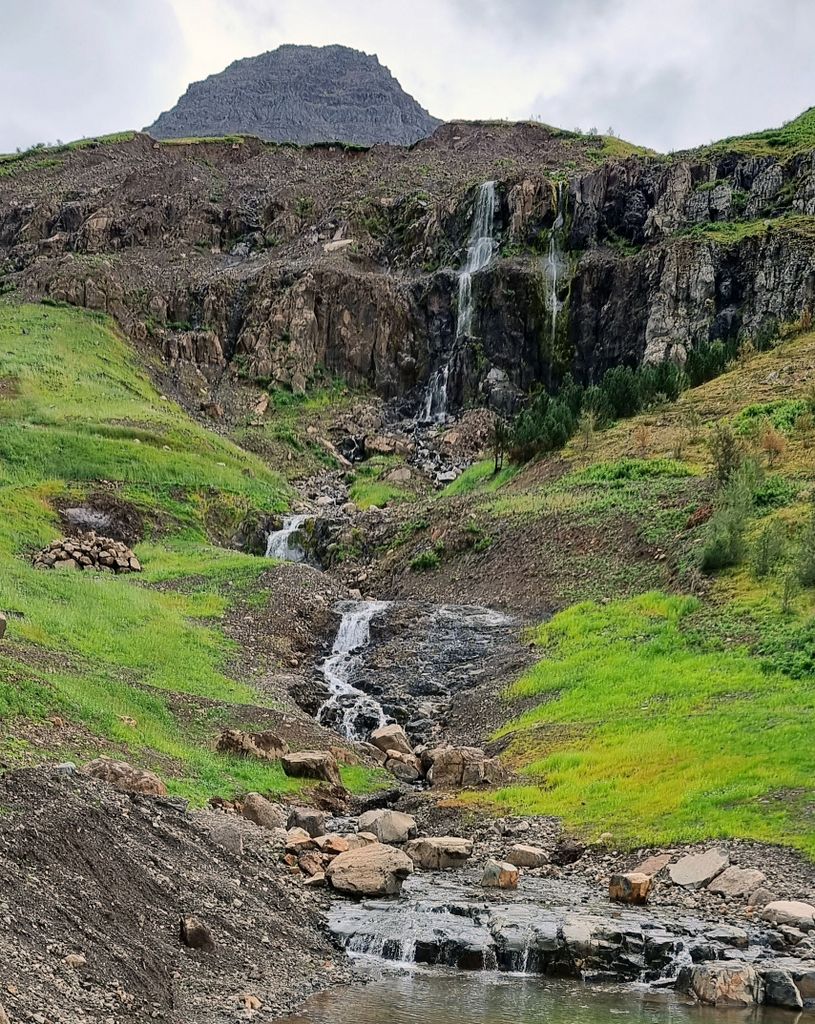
top-left (422, 180), bottom-right (497, 422)
top-left (265, 514), bottom-right (310, 562)
top-left (545, 182), bottom-right (567, 355)
top-left (317, 600), bottom-right (390, 740)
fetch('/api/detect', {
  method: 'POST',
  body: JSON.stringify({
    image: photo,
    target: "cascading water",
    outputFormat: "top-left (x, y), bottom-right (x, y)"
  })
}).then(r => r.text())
top-left (265, 514), bottom-right (311, 562)
top-left (422, 180), bottom-right (497, 422)
top-left (317, 600), bottom-right (390, 740)
top-left (544, 181), bottom-right (567, 357)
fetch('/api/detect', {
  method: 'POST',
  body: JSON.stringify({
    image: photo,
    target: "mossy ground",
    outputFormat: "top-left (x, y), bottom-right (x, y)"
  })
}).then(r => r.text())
top-left (0, 303), bottom-right (385, 801)
top-left (433, 330), bottom-right (815, 855)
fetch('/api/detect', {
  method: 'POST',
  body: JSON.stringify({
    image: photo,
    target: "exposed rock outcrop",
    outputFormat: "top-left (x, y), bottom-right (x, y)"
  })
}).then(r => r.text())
top-left (146, 45), bottom-right (441, 147)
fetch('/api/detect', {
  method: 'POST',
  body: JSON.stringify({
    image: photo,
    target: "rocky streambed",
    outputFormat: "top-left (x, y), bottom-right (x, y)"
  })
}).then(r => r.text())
top-left (326, 870), bottom-right (815, 1011)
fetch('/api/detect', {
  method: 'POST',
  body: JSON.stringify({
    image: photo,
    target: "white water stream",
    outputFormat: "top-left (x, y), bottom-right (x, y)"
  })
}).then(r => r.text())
top-left (317, 600), bottom-right (390, 740)
top-left (544, 182), bottom-right (567, 354)
top-left (265, 514), bottom-right (311, 562)
top-left (422, 180), bottom-right (497, 422)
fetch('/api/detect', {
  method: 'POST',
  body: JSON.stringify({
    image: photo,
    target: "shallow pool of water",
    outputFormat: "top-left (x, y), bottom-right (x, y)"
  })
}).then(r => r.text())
top-left (280, 965), bottom-right (799, 1024)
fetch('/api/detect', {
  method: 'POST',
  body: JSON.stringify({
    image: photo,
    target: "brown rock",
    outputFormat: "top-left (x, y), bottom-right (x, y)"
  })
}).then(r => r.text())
top-left (285, 827), bottom-right (315, 853)
top-left (304, 871), bottom-right (326, 888)
top-left (298, 850), bottom-right (328, 877)
top-left (428, 746), bottom-right (489, 789)
top-left (325, 843), bottom-right (413, 897)
top-left (344, 831), bottom-right (379, 851)
top-left (677, 962), bottom-right (761, 1006)
top-left (481, 859), bottom-right (519, 889)
top-left (314, 833), bottom-right (350, 856)
top-left (281, 750), bottom-right (341, 786)
top-left (83, 757), bottom-right (167, 797)
top-left (404, 836), bottom-right (473, 870)
top-left (216, 728), bottom-right (288, 761)
top-left (370, 723), bottom-right (413, 756)
top-left (180, 916), bottom-right (215, 952)
top-left (633, 853), bottom-right (672, 876)
top-left (609, 871), bottom-right (652, 904)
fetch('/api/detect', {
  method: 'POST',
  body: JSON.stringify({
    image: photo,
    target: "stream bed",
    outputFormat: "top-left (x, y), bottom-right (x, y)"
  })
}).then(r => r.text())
top-left (279, 966), bottom-right (800, 1024)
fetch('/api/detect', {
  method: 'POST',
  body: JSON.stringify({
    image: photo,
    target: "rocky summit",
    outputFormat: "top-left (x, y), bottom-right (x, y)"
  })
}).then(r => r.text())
top-left (145, 44), bottom-right (441, 146)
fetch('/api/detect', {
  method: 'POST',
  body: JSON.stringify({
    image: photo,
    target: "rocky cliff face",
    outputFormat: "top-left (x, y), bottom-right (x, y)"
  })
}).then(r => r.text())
top-left (1, 123), bottom-right (814, 416)
top-left (145, 44), bottom-right (441, 147)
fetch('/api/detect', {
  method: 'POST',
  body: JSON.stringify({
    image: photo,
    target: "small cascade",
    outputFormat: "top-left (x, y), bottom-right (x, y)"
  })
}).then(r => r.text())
top-left (265, 514), bottom-right (310, 562)
top-left (544, 181), bottom-right (568, 356)
top-left (422, 180), bottom-right (497, 422)
top-left (656, 940), bottom-right (693, 983)
top-left (317, 600), bottom-right (390, 740)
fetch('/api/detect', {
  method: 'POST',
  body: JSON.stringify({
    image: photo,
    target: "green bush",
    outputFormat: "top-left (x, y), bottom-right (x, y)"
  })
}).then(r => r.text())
top-left (751, 520), bottom-right (786, 578)
top-left (707, 422), bottom-right (744, 484)
top-left (580, 458), bottom-right (693, 483)
top-left (411, 549), bottom-right (440, 571)
top-left (753, 475), bottom-right (799, 509)
top-left (734, 400), bottom-right (807, 436)
top-left (795, 508), bottom-right (815, 587)
top-left (700, 461), bottom-right (758, 571)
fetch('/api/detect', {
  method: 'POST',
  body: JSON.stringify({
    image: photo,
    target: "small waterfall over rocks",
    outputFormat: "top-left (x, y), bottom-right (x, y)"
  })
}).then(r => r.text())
top-left (317, 600), bottom-right (391, 740)
top-left (544, 181), bottom-right (567, 358)
top-left (422, 180), bottom-right (497, 422)
top-left (265, 514), bottom-right (311, 562)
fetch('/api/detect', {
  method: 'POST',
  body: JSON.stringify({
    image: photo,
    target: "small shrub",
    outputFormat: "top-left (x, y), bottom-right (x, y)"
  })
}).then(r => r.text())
top-left (700, 461), bottom-right (757, 571)
top-left (707, 423), bottom-right (744, 484)
top-left (759, 421), bottom-right (787, 466)
top-left (411, 549), bottom-right (440, 572)
top-left (751, 520), bottom-right (786, 578)
top-left (632, 423), bottom-right (651, 456)
top-left (578, 409), bottom-right (596, 450)
top-left (579, 458), bottom-right (692, 482)
top-left (752, 475), bottom-right (798, 509)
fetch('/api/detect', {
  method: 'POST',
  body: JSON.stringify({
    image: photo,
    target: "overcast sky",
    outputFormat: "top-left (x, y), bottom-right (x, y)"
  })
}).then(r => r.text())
top-left (2, 0), bottom-right (814, 154)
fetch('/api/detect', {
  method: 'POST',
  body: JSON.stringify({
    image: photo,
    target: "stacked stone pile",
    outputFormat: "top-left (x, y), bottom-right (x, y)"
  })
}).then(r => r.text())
top-left (33, 533), bottom-right (142, 573)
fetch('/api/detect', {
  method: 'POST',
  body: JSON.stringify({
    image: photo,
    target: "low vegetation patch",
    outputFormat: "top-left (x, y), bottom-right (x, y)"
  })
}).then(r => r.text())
top-left (481, 593), bottom-right (815, 855)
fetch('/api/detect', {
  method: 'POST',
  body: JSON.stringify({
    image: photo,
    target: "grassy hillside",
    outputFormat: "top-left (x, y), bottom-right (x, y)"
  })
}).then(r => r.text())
top-left (0, 302), bottom-right (381, 800)
top-left (450, 329), bottom-right (815, 856)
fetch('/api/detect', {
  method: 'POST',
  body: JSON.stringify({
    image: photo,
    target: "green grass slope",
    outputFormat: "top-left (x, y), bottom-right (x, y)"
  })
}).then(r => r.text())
top-left (0, 302), bottom-right (380, 800)
top-left (451, 328), bottom-right (815, 857)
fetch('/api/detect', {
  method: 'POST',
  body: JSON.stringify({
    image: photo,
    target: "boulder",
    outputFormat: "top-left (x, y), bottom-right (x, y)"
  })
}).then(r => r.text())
top-left (344, 831), bottom-right (379, 851)
top-left (370, 723), bottom-right (413, 756)
top-left (285, 827), bottom-right (315, 853)
top-left (669, 848), bottom-right (729, 890)
top-left (761, 901), bottom-right (815, 931)
top-left (241, 793), bottom-right (286, 831)
top-left (357, 808), bottom-right (416, 844)
top-left (404, 836), bottom-right (474, 870)
top-left (83, 757), bottom-right (167, 797)
top-left (705, 925), bottom-right (749, 949)
top-left (759, 968), bottom-right (803, 1009)
top-left (298, 850), bottom-right (329, 877)
top-left (748, 886), bottom-right (778, 908)
top-left (707, 866), bottom-right (767, 899)
top-left (304, 872), bottom-right (326, 888)
top-left (217, 728), bottom-right (289, 761)
top-left (481, 859), bottom-right (519, 890)
top-left (609, 872), bottom-right (651, 905)
top-left (428, 746), bottom-right (489, 788)
top-left (506, 844), bottom-right (548, 869)
top-left (325, 843), bottom-right (413, 897)
top-left (314, 833), bottom-right (350, 856)
top-left (356, 741), bottom-right (387, 765)
top-left (633, 853), bottom-right (672, 876)
top-left (281, 750), bottom-right (341, 786)
top-left (676, 962), bottom-right (762, 1006)
top-left (384, 749), bottom-right (422, 782)
top-left (286, 806), bottom-right (326, 838)
top-left (180, 916), bottom-right (215, 953)
top-left (550, 839), bottom-right (585, 866)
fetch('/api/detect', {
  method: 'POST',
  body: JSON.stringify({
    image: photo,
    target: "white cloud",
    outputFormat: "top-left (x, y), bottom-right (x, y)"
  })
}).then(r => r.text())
top-left (2, 0), bottom-right (814, 154)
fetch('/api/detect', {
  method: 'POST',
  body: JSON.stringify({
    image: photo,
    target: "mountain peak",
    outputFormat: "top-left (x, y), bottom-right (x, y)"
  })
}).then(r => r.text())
top-left (145, 43), bottom-right (441, 147)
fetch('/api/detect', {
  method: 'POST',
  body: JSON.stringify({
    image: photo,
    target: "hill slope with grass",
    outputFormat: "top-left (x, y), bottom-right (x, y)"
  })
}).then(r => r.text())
top-left (0, 301), bottom-right (384, 800)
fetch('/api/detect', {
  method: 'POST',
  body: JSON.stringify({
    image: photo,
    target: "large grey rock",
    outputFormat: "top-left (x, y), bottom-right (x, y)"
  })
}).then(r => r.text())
top-left (760, 968), bottom-right (803, 1010)
top-left (761, 901), bottom-right (815, 930)
top-left (145, 44), bottom-right (441, 147)
top-left (241, 792), bottom-right (287, 831)
top-left (506, 844), bottom-right (548, 869)
top-left (325, 843), bottom-right (413, 896)
top-left (357, 808), bottom-right (416, 844)
top-left (286, 806), bottom-right (326, 838)
top-left (707, 866), bottom-right (767, 899)
top-left (404, 836), bottom-right (473, 870)
top-left (676, 962), bottom-right (762, 1006)
top-left (428, 746), bottom-right (490, 789)
top-left (669, 848), bottom-right (729, 890)
top-left (281, 750), bottom-right (341, 787)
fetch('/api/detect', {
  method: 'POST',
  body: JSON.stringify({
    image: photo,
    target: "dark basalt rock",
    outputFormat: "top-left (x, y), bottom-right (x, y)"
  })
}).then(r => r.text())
top-left (145, 44), bottom-right (441, 146)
